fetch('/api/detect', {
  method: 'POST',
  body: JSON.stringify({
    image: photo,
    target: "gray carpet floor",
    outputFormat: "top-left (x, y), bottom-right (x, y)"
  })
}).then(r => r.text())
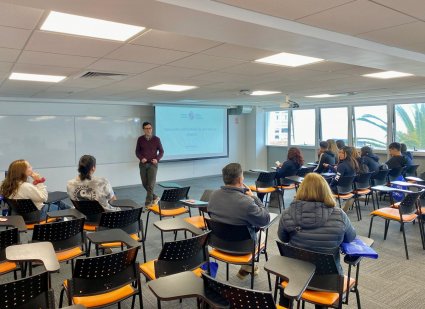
top-left (1, 173), bottom-right (424, 308)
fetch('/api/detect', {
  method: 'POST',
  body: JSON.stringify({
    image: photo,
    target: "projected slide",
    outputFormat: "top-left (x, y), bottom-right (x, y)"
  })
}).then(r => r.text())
top-left (155, 105), bottom-right (228, 161)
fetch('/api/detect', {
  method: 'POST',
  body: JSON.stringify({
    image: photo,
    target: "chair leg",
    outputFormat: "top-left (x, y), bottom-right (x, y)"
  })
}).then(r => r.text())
top-left (384, 220), bottom-right (390, 240)
top-left (59, 287), bottom-right (65, 307)
top-left (250, 262), bottom-right (255, 289)
top-left (401, 222), bottom-right (409, 259)
top-left (144, 211), bottom-right (151, 241)
top-left (226, 263), bottom-right (229, 281)
top-left (368, 216), bottom-right (374, 237)
top-left (161, 231), bottom-right (164, 247)
top-left (157, 299), bottom-right (161, 309)
top-left (267, 272), bottom-right (272, 291)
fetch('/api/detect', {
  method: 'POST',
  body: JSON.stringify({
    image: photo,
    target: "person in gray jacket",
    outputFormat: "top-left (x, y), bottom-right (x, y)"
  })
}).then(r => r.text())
top-left (208, 162), bottom-right (270, 279)
top-left (277, 172), bottom-right (356, 308)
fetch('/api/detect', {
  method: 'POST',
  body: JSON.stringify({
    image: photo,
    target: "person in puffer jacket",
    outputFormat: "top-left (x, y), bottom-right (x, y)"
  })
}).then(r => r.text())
top-left (277, 173), bottom-right (356, 308)
top-left (360, 146), bottom-right (380, 172)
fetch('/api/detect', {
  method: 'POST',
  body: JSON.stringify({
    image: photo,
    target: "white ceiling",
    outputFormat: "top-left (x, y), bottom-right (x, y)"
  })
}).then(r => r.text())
top-left (0, 0), bottom-right (425, 107)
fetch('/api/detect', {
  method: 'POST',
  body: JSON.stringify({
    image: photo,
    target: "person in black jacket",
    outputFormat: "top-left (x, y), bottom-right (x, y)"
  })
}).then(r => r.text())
top-left (360, 146), bottom-right (380, 173)
top-left (326, 146), bottom-right (359, 192)
top-left (386, 142), bottom-right (408, 169)
top-left (314, 141), bottom-right (336, 174)
top-left (400, 143), bottom-right (414, 165)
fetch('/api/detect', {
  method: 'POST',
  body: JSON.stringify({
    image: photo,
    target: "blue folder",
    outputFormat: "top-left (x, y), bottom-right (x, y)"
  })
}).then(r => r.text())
top-left (340, 237), bottom-right (379, 259)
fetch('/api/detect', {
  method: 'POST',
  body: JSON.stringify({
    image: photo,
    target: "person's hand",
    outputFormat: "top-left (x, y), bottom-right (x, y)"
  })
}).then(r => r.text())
top-left (152, 159), bottom-right (158, 164)
top-left (243, 184), bottom-right (254, 197)
top-left (323, 163), bottom-right (329, 168)
top-left (30, 172), bottom-right (41, 180)
top-left (141, 158), bottom-right (147, 163)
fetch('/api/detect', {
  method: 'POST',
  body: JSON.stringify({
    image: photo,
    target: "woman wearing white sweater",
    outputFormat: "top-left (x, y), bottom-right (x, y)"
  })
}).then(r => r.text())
top-left (0, 160), bottom-right (57, 219)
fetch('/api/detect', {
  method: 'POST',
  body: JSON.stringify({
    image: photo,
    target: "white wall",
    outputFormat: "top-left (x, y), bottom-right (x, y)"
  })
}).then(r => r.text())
top-left (245, 106), bottom-right (267, 171)
top-left (0, 99), bottom-right (247, 190)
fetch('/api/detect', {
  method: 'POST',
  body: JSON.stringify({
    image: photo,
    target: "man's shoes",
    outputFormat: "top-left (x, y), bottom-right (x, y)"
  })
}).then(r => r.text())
top-left (236, 265), bottom-right (259, 280)
top-left (342, 198), bottom-right (355, 212)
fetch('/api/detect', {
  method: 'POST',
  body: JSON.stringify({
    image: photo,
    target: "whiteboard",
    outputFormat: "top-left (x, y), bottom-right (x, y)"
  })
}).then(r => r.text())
top-left (0, 115), bottom-right (76, 169)
top-left (75, 116), bottom-right (142, 164)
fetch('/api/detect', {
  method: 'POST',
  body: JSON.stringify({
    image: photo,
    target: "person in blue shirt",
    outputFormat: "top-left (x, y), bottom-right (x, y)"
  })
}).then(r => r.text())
top-left (400, 143), bottom-right (413, 166)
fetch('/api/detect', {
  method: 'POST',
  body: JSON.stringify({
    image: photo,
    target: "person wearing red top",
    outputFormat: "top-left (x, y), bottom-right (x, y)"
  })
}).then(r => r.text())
top-left (135, 122), bottom-right (164, 207)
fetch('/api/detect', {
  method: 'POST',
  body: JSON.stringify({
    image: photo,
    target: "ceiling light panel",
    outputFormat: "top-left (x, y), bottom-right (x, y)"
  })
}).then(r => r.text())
top-left (362, 71), bottom-right (413, 79)
top-left (9, 72), bottom-right (66, 83)
top-left (148, 84), bottom-right (198, 92)
top-left (255, 52), bottom-right (323, 67)
top-left (250, 90), bottom-right (281, 96)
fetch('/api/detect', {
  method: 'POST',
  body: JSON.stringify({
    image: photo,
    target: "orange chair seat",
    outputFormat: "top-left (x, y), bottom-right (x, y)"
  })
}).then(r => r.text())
top-left (354, 189), bottom-right (371, 195)
top-left (26, 217), bottom-right (57, 230)
top-left (184, 216), bottom-right (206, 229)
top-left (99, 233), bottom-right (140, 248)
top-left (64, 281), bottom-right (135, 307)
top-left (333, 193), bottom-right (354, 199)
top-left (56, 247), bottom-right (84, 262)
top-left (148, 204), bottom-right (188, 217)
top-left (276, 305), bottom-right (288, 309)
top-left (0, 261), bottom-right (17, 274)
top-left (248, 184), bottom-right (276, 193)
top-left (417, 207), bottom-right (425, 215)
top-left (209, 243), bottom-right (265, 264)
top-left (281, 276), bottom-right (355, 306)
top-left (277, 184), bottom-right (296, 190)
top-left (83, 224), bottom-right (98, 231)
top-left (371, 207), bottom-right (417, 222)
top-left (139, 260), bottom-right (203, 280)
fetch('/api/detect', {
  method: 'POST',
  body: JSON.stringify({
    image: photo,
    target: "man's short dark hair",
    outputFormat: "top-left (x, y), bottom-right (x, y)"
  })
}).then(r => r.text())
top-left (336, 140), bottom-right (345, 149)
top-left (142, 121), bottom-right (152, 128)
top-left (222, 163), bottom-right (242, 185)
top-left (389, 142), bottom-right (401, 151)
top-left (319, 141), bottom-right (329, 150)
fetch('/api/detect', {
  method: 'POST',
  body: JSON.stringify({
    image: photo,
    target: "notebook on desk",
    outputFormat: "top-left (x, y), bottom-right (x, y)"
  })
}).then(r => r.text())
top-left (340, 237), bottom-right (378, 259)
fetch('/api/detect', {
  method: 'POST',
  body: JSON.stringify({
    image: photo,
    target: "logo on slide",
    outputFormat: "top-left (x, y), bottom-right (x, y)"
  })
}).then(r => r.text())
top-left (188, 111), bottom-right (194, 120)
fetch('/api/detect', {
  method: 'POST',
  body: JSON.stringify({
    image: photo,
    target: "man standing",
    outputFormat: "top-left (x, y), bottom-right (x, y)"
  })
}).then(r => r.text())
top-left (135, 122), bottom-right (164, 207)
top-left (208, 163), bottom-right (270, 279)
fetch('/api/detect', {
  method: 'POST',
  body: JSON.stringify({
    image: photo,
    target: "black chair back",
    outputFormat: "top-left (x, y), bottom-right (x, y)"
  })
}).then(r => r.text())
top-left (255, 172), bottom-right (277, 188)
top-left (0, 227), bottom-right (19, 262)
top-left (4, 198), bottom-right (40, 223)
top-left (399, 191), bottom-right (422, 216)
top-left (371, 169), bottom-right (389, 186)
top-left (32, 218), bottom-right (85, 252)
top-left (0, 272), bottom-right (54, 309)
top-left (354, 172), bottom-right (373, 190)
top-left (404, 164), bottom-right (419, 177)
top-left (276, 241), bottom-right (342, 293)
top-left (296, 166), bottom-right (315, 177)
top-left (388, 167), bottom-right (406, 182)
top-left (336, 176), bottom-right (355, 195)
top-left (98, 207), bottom-right (143, 235)
top-left (202, 273), bottom-right (275, 308)
top-left (154, 232), bottom-right (210, 278)
top-left (159, 187), bottom-right (190, 210)
top-left (205, 218), bottom-right (255, 255)
top-left (69, 247), bottom-right (139, 297)
top-left (71, 199), bottom-right (105, 224)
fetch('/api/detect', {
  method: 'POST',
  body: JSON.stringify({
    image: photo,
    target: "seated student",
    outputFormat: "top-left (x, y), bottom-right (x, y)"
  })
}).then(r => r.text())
top-left (208, 163), bottom-right (270, 279)
top-left (400, 143), bottom-right (414, 165)
top-left (326, 139), bottom-right (339, 164)
top-left (336, 139), bottom-right (346, 150)
top-left (0, 159), bottom-right (67, 219)
top-left (277, 173), bottom-right (356, 309)
top-left (314, 141), bottom-right (336, 174)
top-left (360, 146), bottom-right (380, 173)
top-left (326, 146), bottom-right (360, 193)
top-left (67, 155), bottom-right (117, 211)
top-left (386, 142), bottom-right (408, 170)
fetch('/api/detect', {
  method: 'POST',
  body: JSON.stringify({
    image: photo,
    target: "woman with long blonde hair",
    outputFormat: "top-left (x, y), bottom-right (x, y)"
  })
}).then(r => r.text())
top-left (326, 139), bottom-right (339, 163)
top-left (277, 173), bottom-right (356, 308)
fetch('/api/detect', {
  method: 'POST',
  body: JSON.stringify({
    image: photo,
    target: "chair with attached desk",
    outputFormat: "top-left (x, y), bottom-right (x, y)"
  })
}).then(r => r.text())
top-left (96, 207), bottom-right (146, 261)
top-left (370, 169), bottom-right (389, 209)
top-left (352, 172), bottom-right (373, 221)
top-left (32, 218), bottom-right (86, 272)
top-left (368, 190), bottom-right (422, 259)
top-left (144, 187), bottom-right (190, 241)
top-left (276, 176), bottom-right (296, 213)
top-left (0, 227), bottom-right (20, 278)
top-left (403, 164), bottom-right (419, 178)
top-left (248, 172), bottom-right (277, 208)
top-left (71, 200), bottom-right (105, 231)
top-left (205, 218), bottom-right (268, 289)
top-left (332, 176), bottom-right (355, 208)
top-left (276, 241), bottom-right (360, 309)
top-left (387, 167), bottom-right (406, 182)
top-left (4, 198), bottom-right (56, 229)
top-left (184, 189), bottom-right (213, 230)
top-left (60, 246), bottom-right (143, 309)
top-left (296, 166), bottom-right (315, 177)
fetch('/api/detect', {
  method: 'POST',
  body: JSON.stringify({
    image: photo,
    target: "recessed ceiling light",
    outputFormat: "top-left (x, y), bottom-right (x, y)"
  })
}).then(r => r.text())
top-left (41, 11), bottom-right (145, 41)
top-left (9, 72), bottom-right (66, 83)
top-left (255, 52), bottom-right (323, 67)
top-left (148, 84), bottom-right (198, 92)
top-left (306, 94), bottom-right (340, 98)
top-left (250, 90), bottom-right (282, 96)
top-left (362, 71), bottom-right (413, 79)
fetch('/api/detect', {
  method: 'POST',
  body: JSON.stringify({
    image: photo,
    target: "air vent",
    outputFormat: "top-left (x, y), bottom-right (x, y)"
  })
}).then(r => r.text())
top-left (78, 71), bottom-right (128, 80)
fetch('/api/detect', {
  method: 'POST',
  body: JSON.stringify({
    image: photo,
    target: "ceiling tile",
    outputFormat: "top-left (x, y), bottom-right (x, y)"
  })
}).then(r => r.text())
top-left (131, 29), bottom-right (221, 52)
top-left (0, 2), bottom-right (44, 30)
top-left (0, 61), bottom-right (13, 73)
top-left (372, 0), bottom-right (425, 20)
top-left (18, 51), bottom-right (97, 69)
top-left (88, 59), bottom-right (159, 74)
top-left (168, 54), bottom-right (244, 70)
top-left (0, 48), bottom-right (20, 62)
top-left (59, 77), bottom-right (119, 89)
top-left (201, 44), bottom-right (273, 60)
top-left (218, 62), bottom-right (283, 75)
top-left (0, 80), bottom-right (50, 96)
top-left (213, 0), bottom-right (354, 20)
top-left (107, 44), bottom-right (191, 64)
top-left (297, 0), bottom-right (415, 35)
top-left (138, 65), bottom-right (208, 78)
top-left (0, 25), bottom-right (32, 49)
top-left (12, 63), bottom-right (80, 76)
top-left (25, 31), bottom-right (123, 57)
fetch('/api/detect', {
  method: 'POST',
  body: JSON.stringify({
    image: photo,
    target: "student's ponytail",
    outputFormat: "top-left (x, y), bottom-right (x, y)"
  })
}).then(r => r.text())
top-left (78, 155), bottom-right (96, 181)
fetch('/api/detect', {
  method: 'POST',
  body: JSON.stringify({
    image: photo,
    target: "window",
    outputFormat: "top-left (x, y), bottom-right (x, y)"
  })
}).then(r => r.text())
top-left (320, 107), bottom-right (348, 143)
top-left (354, 105), bottom-right (387, 149)
top-left (395, 103), bottom-right (425, 150)
top-left (291, 109), bottom-right (315, 146)
top-left (266, 111), bottom-right (289, 146)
